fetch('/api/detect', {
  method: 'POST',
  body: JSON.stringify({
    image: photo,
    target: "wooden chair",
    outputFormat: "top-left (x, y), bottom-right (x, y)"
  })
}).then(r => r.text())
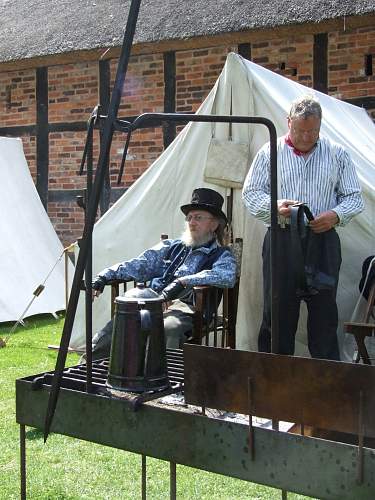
top-left (190, 238), bottom-right (243, 349)
top-left (344, 280), bottom-right (375, 365)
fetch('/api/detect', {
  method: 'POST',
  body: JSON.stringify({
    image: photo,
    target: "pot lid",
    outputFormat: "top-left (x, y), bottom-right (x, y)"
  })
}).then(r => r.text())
top-left (117, 283), bottom-right (163, 302)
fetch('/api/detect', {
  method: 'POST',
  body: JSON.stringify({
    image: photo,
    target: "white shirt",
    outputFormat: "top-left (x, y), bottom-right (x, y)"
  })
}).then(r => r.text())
top-left (242, 135), bottom-right (364, 226)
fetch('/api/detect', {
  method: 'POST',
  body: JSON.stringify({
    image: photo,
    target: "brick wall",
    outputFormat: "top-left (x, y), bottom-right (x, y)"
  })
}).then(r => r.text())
top-left (48, 131), bottom-right (87, 190)
top-left (48, 62), bottom-right (98, 123)
top-left (176, 46), bottom-right (234, 112)
top-left (251, 35), bottom-right (313, 87)
top-left (48, 201), bottom-right (86, 246)
top-left (328, 26), bottom-right (375, 118)
top-left (0, 26), bottom-right (374, 246)
top-left (21, 135), bottom-right (37, 180)
top-left (0, 68), bottom-right (36, 125)
top-left (108, 53), bottom-right (165, 189)
top-left (47, 62), bottom-right (99, 244)
top-left (0, 68), bottom-right (37, 180)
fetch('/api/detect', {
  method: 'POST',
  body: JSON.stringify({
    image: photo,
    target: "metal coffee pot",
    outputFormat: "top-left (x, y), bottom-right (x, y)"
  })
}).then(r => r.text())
top-left (106, 283), bottom-right (170, 393)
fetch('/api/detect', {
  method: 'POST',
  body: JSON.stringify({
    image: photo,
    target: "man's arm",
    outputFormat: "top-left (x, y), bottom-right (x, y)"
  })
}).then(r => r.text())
top-left (177, 249), bottom-right (236, 289)
top-left (330, 148), bottom-right (364, 226)
top-left (92, 240), bottom-right (172, 296)
top-left (310, 147), bottom-right (364, 234)
top-left (243, 146), bottom-right (299, 223)
top-left (242, 147), bottom-right (273, 224)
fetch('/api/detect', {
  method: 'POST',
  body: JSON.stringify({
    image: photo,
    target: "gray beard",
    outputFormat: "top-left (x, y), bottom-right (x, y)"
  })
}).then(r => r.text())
top-left (180, 227), bottom-right (215, 248)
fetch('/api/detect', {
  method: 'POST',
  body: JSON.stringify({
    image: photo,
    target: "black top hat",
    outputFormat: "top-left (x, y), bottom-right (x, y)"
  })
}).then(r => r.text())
top-left (180, 188), bottom-right (227, 223)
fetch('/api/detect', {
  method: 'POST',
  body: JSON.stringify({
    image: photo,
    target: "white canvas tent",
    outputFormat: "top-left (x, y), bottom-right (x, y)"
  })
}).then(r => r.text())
top-left (0, 137), bottom-right (72, 322)
top-left (70, 53), bottom-right (375, 359)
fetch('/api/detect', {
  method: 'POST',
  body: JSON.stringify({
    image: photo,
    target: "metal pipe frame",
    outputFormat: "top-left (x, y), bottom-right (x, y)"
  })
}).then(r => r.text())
top-left (45, 109), bottom-right (279, 440)
top-left (43, 0), bottom-right (279, 442)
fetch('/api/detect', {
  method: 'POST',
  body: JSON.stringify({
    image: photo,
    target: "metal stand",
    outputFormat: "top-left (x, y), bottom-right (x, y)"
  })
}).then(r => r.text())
top-left (20, 424), bottom-right (26, 500)
top-left (141, 454), bottom-right (147, 500)
top-left (170, 462), bottom-right (176, 500)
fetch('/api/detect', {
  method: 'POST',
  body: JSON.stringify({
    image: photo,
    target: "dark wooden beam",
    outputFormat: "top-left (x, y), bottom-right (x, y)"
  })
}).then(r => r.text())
top-left (99, 59), bottom-right (111, 214)
top-left (344, 95), bottom-right (375, 110)
top-left (238, 43), bottom-right (251, 60)
top-left (0, 125), bottom-right (36, 136)
top-left (0, 116), bottom-right (170, 137)
top-left (163, 51), bottom-right (176, 149)
top-left (48, 187), bottom-right (126, 204)
top-left (49, 121), bottom-right (87, 133)
top-left (36, 67), bottom-right (49, 208)
top-left (313, 33), bottom-right (328, 94)
top-left (48, 189), bottom-right (84, 203)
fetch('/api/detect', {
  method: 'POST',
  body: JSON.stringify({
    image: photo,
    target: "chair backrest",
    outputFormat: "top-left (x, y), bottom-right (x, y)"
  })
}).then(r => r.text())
top-left (223, 237), bottom-right (243, 348)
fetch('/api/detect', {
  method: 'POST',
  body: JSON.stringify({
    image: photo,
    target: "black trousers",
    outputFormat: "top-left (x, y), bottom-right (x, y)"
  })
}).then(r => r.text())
top-left (258, 227), bottom-right (341, 360)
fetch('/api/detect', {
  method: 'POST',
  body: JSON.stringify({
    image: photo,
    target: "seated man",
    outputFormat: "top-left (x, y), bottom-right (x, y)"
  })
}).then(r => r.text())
top-left (89, 187), bottom-right (236, 359)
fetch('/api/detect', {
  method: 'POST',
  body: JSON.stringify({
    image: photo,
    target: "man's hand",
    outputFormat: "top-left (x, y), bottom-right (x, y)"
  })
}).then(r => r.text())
top-left (309, 210), bottom-right (339, 233)
top-left (92, 276), bottom-right (106, 299)
top-left (160, 279), bottom-right (186, 301)
top-left (277, 199), bottom-right (299, 217)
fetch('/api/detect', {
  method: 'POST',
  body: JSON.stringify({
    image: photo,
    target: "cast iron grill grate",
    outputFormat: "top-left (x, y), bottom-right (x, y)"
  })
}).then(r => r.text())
top-left (30, 348), bottom-right (184, 396)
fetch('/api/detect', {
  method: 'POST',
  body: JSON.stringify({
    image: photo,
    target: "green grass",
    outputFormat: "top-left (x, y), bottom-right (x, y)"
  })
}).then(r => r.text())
top-left (0, 315), bottom-right (316, 499)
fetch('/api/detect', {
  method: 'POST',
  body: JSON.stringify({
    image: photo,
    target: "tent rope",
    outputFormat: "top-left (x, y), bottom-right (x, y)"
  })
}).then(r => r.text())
top-left (0, 243), bottom-right (75, 347)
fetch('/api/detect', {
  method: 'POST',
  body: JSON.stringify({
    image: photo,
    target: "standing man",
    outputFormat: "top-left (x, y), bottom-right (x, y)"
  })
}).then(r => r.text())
top-left (242, 95), bottom-right (364, 360)
top-left (88, 188), bottom-right (236, 359)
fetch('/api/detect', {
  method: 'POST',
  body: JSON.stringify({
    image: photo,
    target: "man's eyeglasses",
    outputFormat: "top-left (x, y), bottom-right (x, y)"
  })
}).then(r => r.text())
top-left (185, 214), bottom-right (214, 222)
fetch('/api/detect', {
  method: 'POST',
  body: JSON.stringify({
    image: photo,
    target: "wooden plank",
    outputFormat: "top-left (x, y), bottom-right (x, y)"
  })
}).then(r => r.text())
top-left (313, 33), bottom-right (328, 94)
top-left (36, 67), bottom-right (49, 209)
top-left (344, 96), bottom-right (375, 110)
top-left (163, 51), bottom-right (176, 149)
top-left (238, 43), bottom-right (251, 60)
top-left (184, 345), bottom-right (375, 437)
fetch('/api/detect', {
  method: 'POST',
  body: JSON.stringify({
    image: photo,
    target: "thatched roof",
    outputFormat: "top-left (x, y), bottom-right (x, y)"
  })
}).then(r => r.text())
top-left (1, 0), bottom-right (374, 64)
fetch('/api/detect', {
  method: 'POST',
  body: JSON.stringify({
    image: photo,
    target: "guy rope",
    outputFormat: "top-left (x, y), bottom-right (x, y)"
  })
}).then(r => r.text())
top-left (0, 243), bottom-right (75, 348)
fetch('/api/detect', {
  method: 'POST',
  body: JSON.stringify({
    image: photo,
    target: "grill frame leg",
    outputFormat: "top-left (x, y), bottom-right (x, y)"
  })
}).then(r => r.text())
top-left (170, 461), bottom-right (176, 500)
top-left (20, 424), bottom-right (26, 500)
top-left (142, 454), bottom-right (147, 500)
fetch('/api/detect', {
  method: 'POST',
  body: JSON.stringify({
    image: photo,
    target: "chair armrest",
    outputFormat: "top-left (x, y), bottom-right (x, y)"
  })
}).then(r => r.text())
top-left (193, 286), bottom-right (211, 312)
top-left (109, 279), bottom-right (134, 316)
